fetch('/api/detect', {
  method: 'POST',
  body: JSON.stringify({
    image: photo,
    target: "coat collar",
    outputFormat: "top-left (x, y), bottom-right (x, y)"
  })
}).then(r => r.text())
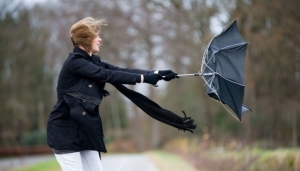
top-left (73, 47), bottom-right (91, 58)
top-left (73, 47), bottom-right (101, 60)
top-left (72, 47), bottom-right (102, 64)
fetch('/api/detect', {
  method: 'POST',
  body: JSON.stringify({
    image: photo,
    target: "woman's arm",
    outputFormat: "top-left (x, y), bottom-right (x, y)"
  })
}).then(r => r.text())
top-left (69, 54), bottom-right (162, 85)
top-left (103, 61), bottom-right (154, 75)
top-left (70, 54), bottom-right (141, 84)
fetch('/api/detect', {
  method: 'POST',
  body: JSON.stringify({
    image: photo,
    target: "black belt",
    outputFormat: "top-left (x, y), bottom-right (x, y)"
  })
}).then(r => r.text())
top-left (66, 92), bottom-right (101, 105)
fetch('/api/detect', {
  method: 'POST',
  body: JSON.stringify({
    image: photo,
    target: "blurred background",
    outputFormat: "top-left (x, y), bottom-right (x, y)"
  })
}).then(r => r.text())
top-left (0, 0), bottom-right (299, 170)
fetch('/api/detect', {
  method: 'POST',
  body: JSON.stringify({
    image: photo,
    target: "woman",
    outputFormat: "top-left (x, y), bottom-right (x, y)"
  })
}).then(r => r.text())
top-left (46, 17), bottom-right (178, 171)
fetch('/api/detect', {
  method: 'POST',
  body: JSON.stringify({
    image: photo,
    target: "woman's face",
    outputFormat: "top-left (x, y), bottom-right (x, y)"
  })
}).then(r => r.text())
top-left (91, 36), bottom-right (102, 54)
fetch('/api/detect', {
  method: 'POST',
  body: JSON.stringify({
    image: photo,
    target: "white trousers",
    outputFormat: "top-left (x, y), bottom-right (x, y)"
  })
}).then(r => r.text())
top-left (54, 150), bottom-right (103, 171)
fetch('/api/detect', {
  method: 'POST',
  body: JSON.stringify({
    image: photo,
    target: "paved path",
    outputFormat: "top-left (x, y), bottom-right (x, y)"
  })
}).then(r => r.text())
top-left (0, 154), bottom-right (53, 171)
top-left (102, 154), bottom-right (161, 171)
top-left (0, 153), bottom-right (161, 171)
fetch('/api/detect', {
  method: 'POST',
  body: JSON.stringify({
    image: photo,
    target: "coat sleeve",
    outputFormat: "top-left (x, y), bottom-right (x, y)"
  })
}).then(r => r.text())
top-left (70, 55), bottom-right (141, 84)
top-left (103, 61), bottom-right (154, 75)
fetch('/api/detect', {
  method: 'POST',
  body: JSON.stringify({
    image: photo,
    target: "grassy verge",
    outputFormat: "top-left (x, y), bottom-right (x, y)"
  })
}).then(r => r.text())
top-left (15, 158), bottom-right (60, 171)
top-left (146, 150), bottom-right (198, 171)
top-left (163, 138), bottom-right (300, 171)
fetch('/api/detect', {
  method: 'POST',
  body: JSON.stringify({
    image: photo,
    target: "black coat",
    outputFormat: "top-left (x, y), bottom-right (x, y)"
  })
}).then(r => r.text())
top-left (47, 47), bottom-right (151, 152)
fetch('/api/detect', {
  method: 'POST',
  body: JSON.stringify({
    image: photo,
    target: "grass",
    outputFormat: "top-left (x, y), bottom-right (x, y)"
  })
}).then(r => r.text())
top-left (15, 158), bottom-right (60, 171)
top-left (146, 150), bottom-right (198, 171)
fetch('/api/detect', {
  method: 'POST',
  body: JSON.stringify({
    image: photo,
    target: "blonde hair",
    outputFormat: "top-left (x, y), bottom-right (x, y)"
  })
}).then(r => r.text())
top-left (70, 17), bottom-right (107, 52)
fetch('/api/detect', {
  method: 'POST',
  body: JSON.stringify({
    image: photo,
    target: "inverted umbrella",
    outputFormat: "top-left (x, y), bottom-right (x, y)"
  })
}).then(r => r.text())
top-left (178, 20), bottom-right (252, 121)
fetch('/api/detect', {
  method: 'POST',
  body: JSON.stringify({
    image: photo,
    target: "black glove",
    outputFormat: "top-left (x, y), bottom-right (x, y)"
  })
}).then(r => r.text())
top-left (158, 70), bottom-right (179, 81)
top-left (163, 74), bottom-right (179, 81)
top-left (143, 74), bottom-right (162, 85)
top-left (158, 70), bottom-right (174, 76)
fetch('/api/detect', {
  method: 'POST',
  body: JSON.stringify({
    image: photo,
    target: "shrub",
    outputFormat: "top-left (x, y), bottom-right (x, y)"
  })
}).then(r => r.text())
top-left (20, 130), bottom-right (47, 146)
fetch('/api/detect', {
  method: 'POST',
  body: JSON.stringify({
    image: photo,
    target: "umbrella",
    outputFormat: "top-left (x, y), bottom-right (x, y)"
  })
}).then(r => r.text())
top-left (178, 20), bottom-right (252, 121)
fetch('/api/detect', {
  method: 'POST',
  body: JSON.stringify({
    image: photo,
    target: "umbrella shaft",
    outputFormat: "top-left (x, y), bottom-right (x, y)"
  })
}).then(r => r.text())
top-left (177, 74), bottom-right (199, 77)
top-left (177, 73), bottom-right (214, 77)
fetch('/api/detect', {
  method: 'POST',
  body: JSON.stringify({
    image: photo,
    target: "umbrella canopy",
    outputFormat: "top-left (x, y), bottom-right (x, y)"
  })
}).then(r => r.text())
top-left (200, 20), bottom-right (252, 121)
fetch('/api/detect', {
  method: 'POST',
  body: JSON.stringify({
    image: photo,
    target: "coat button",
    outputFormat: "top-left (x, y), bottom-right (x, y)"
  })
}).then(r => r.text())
top-left (82, 111), bottom-right (86, 115)
top-left (88, 84), bottom-right (92, 88)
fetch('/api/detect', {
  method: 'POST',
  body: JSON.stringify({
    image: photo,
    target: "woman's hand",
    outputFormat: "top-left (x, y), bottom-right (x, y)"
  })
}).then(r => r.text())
top-left (142, 74), bottom-right (163, 85)
top-left (156, 70), bottom-right (179, 81)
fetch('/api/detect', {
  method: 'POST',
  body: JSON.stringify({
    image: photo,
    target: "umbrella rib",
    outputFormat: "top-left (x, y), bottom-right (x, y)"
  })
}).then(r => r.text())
top-left (218, 42), bottom-right (247, 51)
top-left (208, 75), bottom-right (216, 88)
top-left (203, 74), bottom-right (215, 87)
top-left (220, 101), bottom-right (240, 121)
top-left (200, 40), bottom-right (214, 72)
top-left (217, 74), bottom-right (245, 87)
top-left (200, 55), bottom-right (215, 74)
top-left (201, 75), bottom-right (217, 95)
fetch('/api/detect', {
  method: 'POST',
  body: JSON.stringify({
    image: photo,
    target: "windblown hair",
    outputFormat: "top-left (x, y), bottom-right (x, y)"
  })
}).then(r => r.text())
top-left (70, 17), bottom-right (107, 52)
